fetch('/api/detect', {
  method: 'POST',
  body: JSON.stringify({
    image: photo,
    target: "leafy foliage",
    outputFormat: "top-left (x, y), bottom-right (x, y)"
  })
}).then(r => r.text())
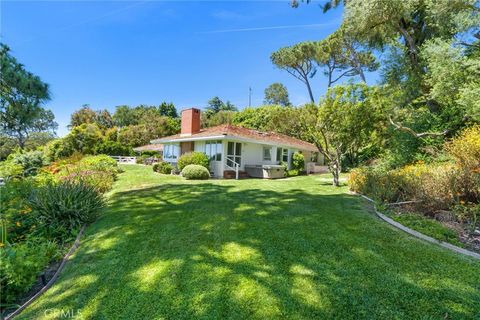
top-left (181, 164), bottom-right (210, 180)
top-left (9, 149), bottom-right (48, 176)
top-left (264, 83), bottom-right (291, 106)
top-left (153, 161), bottom-right (173, 174)
top-left (93, 141), bottom-right (135, 156)
top-left (177, 152), bottom-right (209, 171)
top-left (69, 105), bottom-right (114, 129)
top-left (271, 42), bottom-right (317, 102)
top-left (306, 84), bottom-right (388, 185)
top-left (291, 152), bottom-right (305, 172)
top-left (29, 181), bottom-right (104, 238)
top-left (0, 44), bottom-right (57, 148)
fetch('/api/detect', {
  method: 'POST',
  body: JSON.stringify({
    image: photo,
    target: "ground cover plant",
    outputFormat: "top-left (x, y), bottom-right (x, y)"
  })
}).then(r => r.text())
top-left (17, 165), bottom-right (480, 319)
top-left (349, 126), bottom-right (480, 249)
top-left (0, 153), bottom-right (115, 311)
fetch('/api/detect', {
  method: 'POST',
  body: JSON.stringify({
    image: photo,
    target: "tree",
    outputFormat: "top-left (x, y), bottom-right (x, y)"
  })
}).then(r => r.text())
top-left (264, 83), bottom-right (291, 106)
top-left (159, 102), bottom-right (178, 118)
top-left (63, 123), bottom-right (103, 155)
top-left (201, 110), bottom-right (236, 128)
top-left (304, 84), bottom-right (387, 186)
top-left (113, 105), bottom-right (138, 127)
top-left (206, 97), bottom-right (237, 113)
top-left (271, 42), bottom-right (317, 103)
top-left (69, 105), bottom-right (96, 128)
top-left (95, 109), bottom-right (114, 129)
top-left (0, 43), bottom-right (57, 148)
top-left (117, 115), bottom-right (179, 147)
top-left (313, 28), bottom-right (378, 87)
top-left (343, 0), bottom-right (479, 106)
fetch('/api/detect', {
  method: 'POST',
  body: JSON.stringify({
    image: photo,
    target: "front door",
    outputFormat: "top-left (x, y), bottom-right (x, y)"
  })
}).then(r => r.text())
top-left (226, 141), bottom-right (242, 169)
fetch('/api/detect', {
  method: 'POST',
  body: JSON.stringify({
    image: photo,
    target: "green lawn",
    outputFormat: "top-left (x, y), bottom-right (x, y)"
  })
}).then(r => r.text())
top-left (20, 165), bottom-right (480, 319)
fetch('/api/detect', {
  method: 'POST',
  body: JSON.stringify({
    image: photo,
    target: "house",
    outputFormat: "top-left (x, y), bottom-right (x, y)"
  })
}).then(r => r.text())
top-left (151, 108), bottom-right (326, 178)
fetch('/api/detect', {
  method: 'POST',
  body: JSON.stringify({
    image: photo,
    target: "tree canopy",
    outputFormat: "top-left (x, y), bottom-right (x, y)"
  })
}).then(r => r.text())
top-left (0, 43), bottom-right (57, 148)
top-left (271, 42), bottom-right (317, 103)
top-left (264, 83), bottom-right (291, 106)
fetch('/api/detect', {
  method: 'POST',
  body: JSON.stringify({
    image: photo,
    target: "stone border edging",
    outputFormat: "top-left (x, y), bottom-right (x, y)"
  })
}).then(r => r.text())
top-left (356, 193), bottom-right (480, 260)
top-left (5, 225), bottom-right (86, 320)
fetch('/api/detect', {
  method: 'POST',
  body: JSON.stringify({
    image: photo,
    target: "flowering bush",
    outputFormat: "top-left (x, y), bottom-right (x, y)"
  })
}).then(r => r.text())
top-left (445, 125), bottom-right (480, 203)
top-left (55, 155), bottom-right (119, 193)
top-left (0, 153), bottom-right (117, 306)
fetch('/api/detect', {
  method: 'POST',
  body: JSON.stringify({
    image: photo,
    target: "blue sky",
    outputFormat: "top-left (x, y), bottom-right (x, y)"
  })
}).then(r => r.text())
top-left (2, 0), bottom-right (362, 136)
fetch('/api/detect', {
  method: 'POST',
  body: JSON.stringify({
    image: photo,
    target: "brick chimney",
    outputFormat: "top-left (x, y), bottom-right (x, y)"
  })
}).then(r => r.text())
top-left (180, 108), bottom-right (201, 136)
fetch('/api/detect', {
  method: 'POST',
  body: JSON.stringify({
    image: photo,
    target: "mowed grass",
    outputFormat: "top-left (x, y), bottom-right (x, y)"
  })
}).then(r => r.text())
top-left (20, 165), bottom-right (480, 319)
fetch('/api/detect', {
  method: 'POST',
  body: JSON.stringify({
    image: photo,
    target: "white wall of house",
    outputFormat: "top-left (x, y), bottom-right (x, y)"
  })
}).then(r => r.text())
top-left (161, 139), bottom-right (323, 178)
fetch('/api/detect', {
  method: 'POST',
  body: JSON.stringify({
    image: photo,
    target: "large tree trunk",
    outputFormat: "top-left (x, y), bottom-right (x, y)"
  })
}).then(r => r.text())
top-left (305, 79), bottom-right (315, 103)
top-left (330, 159), bottom-right (341, 187)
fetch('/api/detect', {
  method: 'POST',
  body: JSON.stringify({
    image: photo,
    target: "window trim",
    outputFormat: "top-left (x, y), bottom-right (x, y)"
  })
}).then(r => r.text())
top-left (205, 140), bottom-right (222, 161)
top-left (263, 146), bottom-right (272, 161)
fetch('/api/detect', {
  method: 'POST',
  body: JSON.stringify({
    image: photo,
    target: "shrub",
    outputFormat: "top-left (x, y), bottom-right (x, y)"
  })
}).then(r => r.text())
top-left (0, 179), bottom-right (37, 244)
top-left (291, 152), bottom-right (305, 172)
top-left (445, 125), bottom-right (480, 203)
top-left (29, 181), bottom-right (104, 238)
top-left (0, 239), bottom-right (59, 304)
top-left (61, 170), bottom-right (115, 194)
top-left (0, 161), bottom-right (23, 179)
top-left (153, 162), bottom-right (173, 174)
top-left (9, 150), bottom-right (48, 176)
top-left (181, 164), bottom-right (210, 180)
top-left (79, 154), bottom-right (118, 173)
top-left (453, 204), bottom-right (479, 230)
top-left (349, 163), bottom-right (457, 213)
top-left (141, 150), bottom-right (160, 157)
top-left (44, 138), bottom-right (76, 161)
top-left (286, 169), bottom-right (299, 177)
top-left (136, 154), bottom-right (150, 164)
top-left (177, 152), bottom-right (209, 171)
top-left (93, 141), bottom-right (134, 156)
top-left (55, 155), bottom-right (119, 193)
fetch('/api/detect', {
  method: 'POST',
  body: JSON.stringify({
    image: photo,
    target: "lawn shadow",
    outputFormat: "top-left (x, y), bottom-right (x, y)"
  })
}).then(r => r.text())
top-left (20, 179), bottom-right (480, 320)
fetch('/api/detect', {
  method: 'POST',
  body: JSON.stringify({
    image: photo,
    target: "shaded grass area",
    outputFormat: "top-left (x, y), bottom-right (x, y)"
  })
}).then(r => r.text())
top-left (20, 165), bottom-right (480, 319)
top-left (386, 212), bottom-right (464, 248)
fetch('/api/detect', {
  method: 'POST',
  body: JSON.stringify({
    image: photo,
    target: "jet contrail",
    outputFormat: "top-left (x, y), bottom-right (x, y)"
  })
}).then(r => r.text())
top-left (199, 22), bottom-right (337, 34)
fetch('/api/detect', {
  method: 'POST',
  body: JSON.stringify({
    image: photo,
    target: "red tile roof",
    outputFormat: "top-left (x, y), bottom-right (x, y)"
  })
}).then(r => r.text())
top-left (152, 124), bottom-right (317, 152)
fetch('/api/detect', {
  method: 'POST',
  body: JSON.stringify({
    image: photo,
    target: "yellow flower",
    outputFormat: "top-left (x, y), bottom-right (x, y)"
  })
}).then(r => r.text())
top-left (16, 221), bottom-right (21, 227)
top-left (0, 242), bottom-right (4, 248)
top-left (459, 200), bottom-right (465, 205)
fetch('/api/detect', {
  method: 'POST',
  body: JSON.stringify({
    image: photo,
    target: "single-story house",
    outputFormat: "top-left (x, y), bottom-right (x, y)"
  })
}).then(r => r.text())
top-left (151, 108), bottom-right (326, 178)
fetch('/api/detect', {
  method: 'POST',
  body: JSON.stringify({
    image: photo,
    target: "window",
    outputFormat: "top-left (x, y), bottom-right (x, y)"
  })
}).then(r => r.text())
top-left (263, 146), bottom-right (272, 161)
top-left (205, 140), bottom-right (222, 161)
top-left (282, 148), bottom-right (289, 163)
top-left (310, 152), bottom-right (319, 163)
top-left (276, 147), bottom-right (289, 163)
top-left (164, 144), bottom-right (179, 160)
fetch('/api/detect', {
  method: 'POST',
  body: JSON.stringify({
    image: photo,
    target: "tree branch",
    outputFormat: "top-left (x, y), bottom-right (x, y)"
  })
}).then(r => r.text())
top-left (388, 116), bottom-right (448, 138)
